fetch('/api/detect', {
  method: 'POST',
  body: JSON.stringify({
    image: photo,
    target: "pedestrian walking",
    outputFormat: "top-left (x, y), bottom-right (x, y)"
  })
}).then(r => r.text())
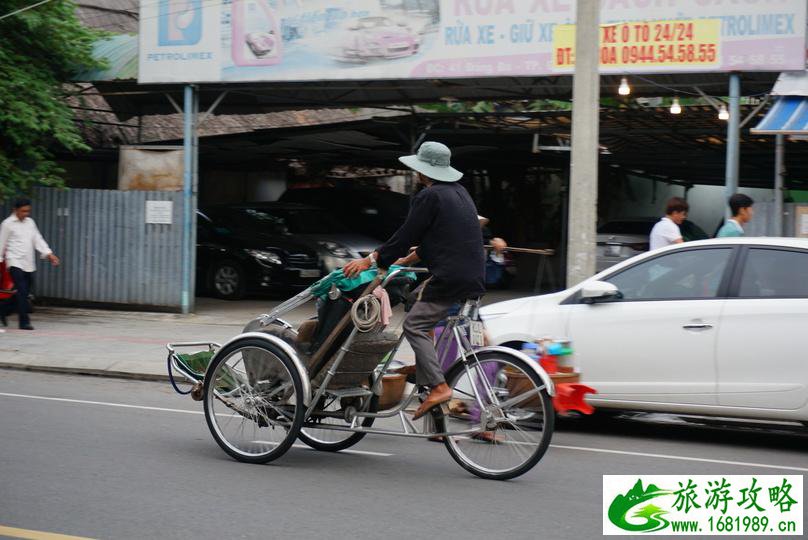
top-left (0, 198), bottom-right (60, 330)
top-left (649, 197), bottom-right (689, 250)
top-left (716, 193), bottom-right (754, 237)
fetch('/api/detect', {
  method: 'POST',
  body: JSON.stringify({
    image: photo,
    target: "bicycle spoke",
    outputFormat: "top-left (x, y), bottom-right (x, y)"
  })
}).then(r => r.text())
top-left (445, 355), bottom-right (552, 478)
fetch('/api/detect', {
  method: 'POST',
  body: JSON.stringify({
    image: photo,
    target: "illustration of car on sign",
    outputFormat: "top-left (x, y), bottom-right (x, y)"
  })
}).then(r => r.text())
top-left (336, 16), bottom-right (421, 62)
top-left (245, 31), bottom-right (278, 58)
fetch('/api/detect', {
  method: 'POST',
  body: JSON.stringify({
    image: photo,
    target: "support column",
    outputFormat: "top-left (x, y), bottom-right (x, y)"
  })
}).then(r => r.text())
top-left (724, 73), bottom-right (741, 219)
top-left (774, 133), bottom-right (785, 236)
top-left (566, 0), bottom-right (600, 287)
top-left (181, 84), bottom-right (196, 314)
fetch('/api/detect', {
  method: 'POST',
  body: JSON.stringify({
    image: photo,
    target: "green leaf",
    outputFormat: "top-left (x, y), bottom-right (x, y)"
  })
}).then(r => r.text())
top-left (0, 0), bottom-right (104, 199)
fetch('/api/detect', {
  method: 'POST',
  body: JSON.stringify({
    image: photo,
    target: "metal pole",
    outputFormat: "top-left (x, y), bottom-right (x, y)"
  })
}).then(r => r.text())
top-left (724, 73), bottom-right (741, 219)
top-left (566, 0), bottom-right (600, 286)
top-left (774, 133), bottom-right (785, 236)
top-left (181, 84), bottom-right (194, 314)
top-left (190, 86), bottom-right (199, 312)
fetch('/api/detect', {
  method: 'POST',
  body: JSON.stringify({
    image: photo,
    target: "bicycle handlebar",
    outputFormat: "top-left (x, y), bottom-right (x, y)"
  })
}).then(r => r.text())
top-left (381, 266), bottom-right (429, 288)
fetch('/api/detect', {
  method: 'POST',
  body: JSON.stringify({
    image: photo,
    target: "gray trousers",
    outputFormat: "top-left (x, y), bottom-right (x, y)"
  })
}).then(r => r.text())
top-left (403, 298), bottom-right (455, 387)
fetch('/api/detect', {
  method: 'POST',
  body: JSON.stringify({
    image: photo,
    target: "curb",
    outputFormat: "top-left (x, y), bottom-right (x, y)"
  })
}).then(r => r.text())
top-left (0, 362), bottom-right (170, 383)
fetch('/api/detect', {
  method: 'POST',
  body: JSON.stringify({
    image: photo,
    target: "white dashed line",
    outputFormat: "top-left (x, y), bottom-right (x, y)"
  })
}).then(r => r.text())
top-left (1, 391), bottom-right (803, 470)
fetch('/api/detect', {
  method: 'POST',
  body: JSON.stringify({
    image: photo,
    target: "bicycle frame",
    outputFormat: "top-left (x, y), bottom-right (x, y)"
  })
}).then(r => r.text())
top-left (295, 268), bottom-right (516, 439)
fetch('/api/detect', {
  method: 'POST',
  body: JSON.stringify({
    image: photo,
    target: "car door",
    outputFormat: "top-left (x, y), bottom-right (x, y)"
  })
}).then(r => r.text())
top-left (564, 246), bottom-right (736, 406)
top-left (716, 246), bottom-right (808, 411)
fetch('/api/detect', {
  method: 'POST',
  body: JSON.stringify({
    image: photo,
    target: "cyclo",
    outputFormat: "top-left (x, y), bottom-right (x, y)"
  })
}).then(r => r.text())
top-left (166, 266), bottom-right (555, 480)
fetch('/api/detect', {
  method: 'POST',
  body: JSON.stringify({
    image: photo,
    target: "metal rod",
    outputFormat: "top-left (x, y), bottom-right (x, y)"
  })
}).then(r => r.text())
top-left (165, 93), bottom-right (183, 115)
top-left (485, 245), bottom-right (555, 256)
top-left (725, 73), bottom-right (741, 219)
top-left (454, 326), bottom-right (490, 413)
top-left (181, 85), bottom-right (194, 314)
top-left (739, 95), bottom-right (769, 129)
top-left (197, 91), bottom-right (229, 127)
top-left (774, 133), bottom-right (785, 236)
top-left (303, 423), bottom-right (484, 439)
top-left (304, 327), bottom-right (360, 418)
top-left (353, 387), bottom-right (421, 419)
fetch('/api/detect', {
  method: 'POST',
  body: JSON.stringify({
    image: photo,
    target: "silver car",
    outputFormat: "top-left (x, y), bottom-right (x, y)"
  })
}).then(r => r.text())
top-left (596, 218), bottom-right (708, 272)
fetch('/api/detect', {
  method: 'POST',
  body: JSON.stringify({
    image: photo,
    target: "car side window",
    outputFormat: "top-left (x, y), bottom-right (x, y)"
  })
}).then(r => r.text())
top-left (605, 248), bottom-right (732, 301)
top-left (738, 249), bottom-right (808, 298)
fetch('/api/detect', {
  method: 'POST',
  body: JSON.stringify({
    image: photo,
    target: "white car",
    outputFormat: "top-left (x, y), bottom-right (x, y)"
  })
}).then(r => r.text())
top-left (481, 238), bottom-right (808, 426)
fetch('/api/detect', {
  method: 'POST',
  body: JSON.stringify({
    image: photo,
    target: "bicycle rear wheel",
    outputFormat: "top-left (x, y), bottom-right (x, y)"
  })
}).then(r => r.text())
top-left (203, 338), bottom-right (305, 464)
top-left (443, 351), bottom-right (554, 480)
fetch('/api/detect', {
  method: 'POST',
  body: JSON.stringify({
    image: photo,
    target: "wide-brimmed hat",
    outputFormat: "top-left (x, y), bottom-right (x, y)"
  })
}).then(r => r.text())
top-left (399, 141), bottom-right (463, 182)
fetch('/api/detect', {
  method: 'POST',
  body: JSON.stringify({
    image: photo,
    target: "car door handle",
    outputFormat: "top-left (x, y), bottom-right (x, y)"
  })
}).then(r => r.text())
top-left (682, 323), bottom-right (713, 331)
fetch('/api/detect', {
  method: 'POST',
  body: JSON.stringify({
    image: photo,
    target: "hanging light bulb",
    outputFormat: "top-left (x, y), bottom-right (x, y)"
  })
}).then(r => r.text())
top-left (618, 77), bottom-right (631, 96)
top-left (670, 96), bottom-right (682, 114)
top-left (718, 104), bottom-right (729, 120)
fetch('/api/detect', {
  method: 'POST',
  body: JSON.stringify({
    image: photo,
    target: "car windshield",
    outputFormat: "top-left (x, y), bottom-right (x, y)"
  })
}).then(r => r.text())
top-left (597, 221), bottom-right (655, 235)
top-left (240, 208), bottom-right (350, 234)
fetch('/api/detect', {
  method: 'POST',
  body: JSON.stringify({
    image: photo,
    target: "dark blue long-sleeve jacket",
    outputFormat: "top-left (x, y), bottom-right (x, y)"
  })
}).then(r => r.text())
top-left (377, 182), bottom-right (485, 301)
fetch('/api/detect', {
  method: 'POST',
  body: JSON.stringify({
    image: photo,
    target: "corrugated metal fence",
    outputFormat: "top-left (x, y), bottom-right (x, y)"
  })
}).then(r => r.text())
top-left (1, 188), bottom-right (186, 311)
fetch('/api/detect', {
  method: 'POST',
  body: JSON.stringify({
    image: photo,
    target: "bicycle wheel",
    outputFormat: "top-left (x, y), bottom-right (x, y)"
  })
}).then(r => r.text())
top-left (203, 338), bottom-right (305, 464)
top-left (298, 390), bottom-right (379, 452)
top-left (443, 351), bottom-right (554, 480)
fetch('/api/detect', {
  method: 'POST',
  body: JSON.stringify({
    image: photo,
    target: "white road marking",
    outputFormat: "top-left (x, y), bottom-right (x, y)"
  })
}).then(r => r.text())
top-left (0, 391), bottom-right (203, 415)
top-left (550, 444), bottom-right (808, 473)
top-left (0, 391), bottom-right (393, 457)
top-left (2, 391), bottom-right (804, 470)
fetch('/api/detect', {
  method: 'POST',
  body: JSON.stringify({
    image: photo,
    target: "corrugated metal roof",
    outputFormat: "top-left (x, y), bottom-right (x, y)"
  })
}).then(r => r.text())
top-left (75, 1), bottom-right (138, 34)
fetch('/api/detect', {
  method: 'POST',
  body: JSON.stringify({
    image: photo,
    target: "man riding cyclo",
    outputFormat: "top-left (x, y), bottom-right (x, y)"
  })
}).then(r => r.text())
top-left (343, 141), bottom-right (486, 421)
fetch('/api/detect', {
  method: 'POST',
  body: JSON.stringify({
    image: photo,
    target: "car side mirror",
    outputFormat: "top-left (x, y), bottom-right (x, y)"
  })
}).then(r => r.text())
top-left (581, 281), bottom-right (622, 304)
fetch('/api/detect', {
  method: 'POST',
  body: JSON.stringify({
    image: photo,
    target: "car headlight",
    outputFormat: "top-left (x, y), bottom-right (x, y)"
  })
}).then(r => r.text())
top-left (246, 249), bottom-right (283, 266)
top-left (318, 241), bottom-right (351, 258)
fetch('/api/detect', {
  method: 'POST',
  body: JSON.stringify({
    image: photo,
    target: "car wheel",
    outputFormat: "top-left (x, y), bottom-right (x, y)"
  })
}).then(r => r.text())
top-left (210, 260), bottom-right (246, 300)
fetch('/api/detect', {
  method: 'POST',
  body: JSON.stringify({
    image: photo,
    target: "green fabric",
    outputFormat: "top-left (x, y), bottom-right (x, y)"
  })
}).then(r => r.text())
top-left (716, 221), bottom-right (744, 237)
top-left (310, 265), bottom-right (416, 298)
top-left (177, 350), bottom-right (239, 391)
top-left (176, 351), bottom-right (215, 377)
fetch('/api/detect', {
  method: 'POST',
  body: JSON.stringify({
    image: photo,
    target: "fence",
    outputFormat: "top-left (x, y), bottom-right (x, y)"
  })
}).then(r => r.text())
top-left (744, 202), bottom-right (808, 238)
top-left (1, 188), bottom-right (187, 311)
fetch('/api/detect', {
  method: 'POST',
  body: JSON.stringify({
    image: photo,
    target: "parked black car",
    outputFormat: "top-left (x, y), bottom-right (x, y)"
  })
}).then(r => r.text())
top-left (197, 203), bottom-right (379, 299)
top-left (280, 186), bottom-right (410, 241)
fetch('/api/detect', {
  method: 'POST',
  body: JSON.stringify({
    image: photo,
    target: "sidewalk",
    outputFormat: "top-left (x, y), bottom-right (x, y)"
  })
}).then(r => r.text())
top-left (0, 291), bottom-right (528, 381)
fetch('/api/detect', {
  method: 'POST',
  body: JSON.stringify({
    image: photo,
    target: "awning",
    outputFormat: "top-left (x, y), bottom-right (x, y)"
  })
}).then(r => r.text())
top-left (751, 97), bottom-right (808, 134)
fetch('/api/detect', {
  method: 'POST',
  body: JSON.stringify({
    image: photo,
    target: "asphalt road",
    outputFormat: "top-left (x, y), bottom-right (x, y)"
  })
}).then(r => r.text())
top-left (0, 370), bottom-right (805, 540)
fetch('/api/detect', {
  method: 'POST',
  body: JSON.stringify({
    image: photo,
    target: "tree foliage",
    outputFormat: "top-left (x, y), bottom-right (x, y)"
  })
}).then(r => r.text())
top-left (0, 0), bottom-right (104, 200)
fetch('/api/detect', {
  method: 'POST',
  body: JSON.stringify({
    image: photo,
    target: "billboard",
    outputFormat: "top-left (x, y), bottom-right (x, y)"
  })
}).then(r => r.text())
top-left (138, 0), bottom-right (807, 84)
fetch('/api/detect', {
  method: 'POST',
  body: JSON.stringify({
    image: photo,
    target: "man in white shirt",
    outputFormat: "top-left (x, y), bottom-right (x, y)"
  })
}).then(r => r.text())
top-left (0, 198), bottom-right (60, 330)
top-left (649, 197), bottom-right (689, 251)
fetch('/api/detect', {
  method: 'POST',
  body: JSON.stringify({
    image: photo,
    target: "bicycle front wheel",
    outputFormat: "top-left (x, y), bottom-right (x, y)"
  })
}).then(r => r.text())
top-left (443, 351), bottom-right (554, 480)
